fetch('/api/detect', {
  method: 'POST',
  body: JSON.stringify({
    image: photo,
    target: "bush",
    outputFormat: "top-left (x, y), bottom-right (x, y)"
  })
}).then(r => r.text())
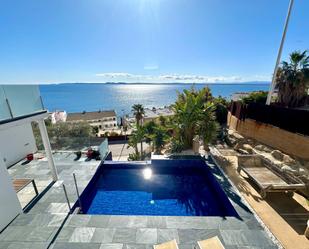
top-left (241, 91), bottom-right (268, 104)
top-left (128, 152), bottom-right (140, 161)
top-left (170, 138), bottom-right (184, 153)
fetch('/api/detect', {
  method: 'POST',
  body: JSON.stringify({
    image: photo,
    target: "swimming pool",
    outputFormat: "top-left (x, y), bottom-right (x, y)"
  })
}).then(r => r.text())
top-left (77, 159), bottom-right (237, 216)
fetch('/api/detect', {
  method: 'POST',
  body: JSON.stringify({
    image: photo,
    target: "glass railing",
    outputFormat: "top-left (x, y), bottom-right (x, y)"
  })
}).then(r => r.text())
top-left (0, 85), bottom-right (44, 121)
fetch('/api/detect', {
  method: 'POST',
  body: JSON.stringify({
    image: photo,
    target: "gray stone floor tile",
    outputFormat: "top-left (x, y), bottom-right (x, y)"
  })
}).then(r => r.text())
top-left (219, 217), bottom-right (247, 230)
top-left (220, 230), bottom-right (273, 247)
top-left (113, 229), bottom-right (137, 243)
top-left (47, 203), bottom-right (69, 214)
top-left (99, 243), bottom-right (124, 249)
top-left (9, 214), bottom-right (36, 226)
top-left (88, 216), bottom-right (111, 228)
top-left (108, 217), bottom-right (131, 228)
top-left (124, 244), bottom-right (152, 249)
top-left (136, 228), bottom-right (157, 244)
top-left (91, 228), bottom-right (116, 243)
top-left (48, 214), bottom-right (67, 227)
top-left (157, 229), bottom-right (179, 244)
top-left (177, 244), bottom-right (194, 249)
top-left (69, 227), bottom-right (95, 243)
top-left (52, 242), bottom-right (101, 249)
top-left (0, 242), bottom-right (10, 249)
top-left (178, 229), bottom-right (220, 244)
top-left (147, 217), bottom-right (166, 228)
top-left (127, 217), bottom-right (148, 228)
top-left (0, 226), bottom-right (32, 242)
top-left (66, 215), bottom-right (91, 227)
top-left (25, 226), bottom-right (56, 242)
top-left (6, 242), bottom-right (48, 249)
top-left (55, 227), bottom-right (75, 242)
top-left (244, 218), bottom-right (263, 230)
top-left (166, 217), bottom-right (214, 229)
top-left (29, 214), bottom-right (54, 227)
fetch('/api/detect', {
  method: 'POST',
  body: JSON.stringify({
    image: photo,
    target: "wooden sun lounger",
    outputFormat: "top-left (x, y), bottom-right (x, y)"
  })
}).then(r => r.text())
top-left (13, 178), bottom-right (39, 196)
top-left (237, 155), bottom-right (305, 199)
top-left (154, 240), bottom-right (179, 249)
top-left (197, 236), bottom-right (225, 249)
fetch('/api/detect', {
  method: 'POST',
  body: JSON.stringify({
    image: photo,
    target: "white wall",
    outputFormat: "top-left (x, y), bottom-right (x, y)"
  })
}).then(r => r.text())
top-left (0, 123), bottom-right (37, 168)
top-left (0, 154), bottom-right (22, 232)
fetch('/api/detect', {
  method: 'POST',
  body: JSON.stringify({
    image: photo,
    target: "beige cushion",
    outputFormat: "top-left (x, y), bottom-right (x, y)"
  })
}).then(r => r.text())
top-left (154, 239), bottom-right (179, 249)
top-left (197, 236), bottom-right (225, 249)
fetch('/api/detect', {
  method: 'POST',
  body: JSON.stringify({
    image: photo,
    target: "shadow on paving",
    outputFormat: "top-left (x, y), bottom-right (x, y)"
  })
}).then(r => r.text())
top-left (206, 157), bottom-right (253, 220)
top-left (266, 192), bottom-right (309, 235)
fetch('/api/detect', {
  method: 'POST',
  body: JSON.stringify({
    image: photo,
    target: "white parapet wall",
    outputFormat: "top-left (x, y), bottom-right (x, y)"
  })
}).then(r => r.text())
top-left (0, 153), bottom-right (22, 231)
top-left (0, 123), bottom-right (37, 168)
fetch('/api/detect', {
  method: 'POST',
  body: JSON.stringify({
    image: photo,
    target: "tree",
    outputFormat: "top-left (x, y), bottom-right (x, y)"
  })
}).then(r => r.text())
top-left (275, 50), bottom-right (309, 108)
top-left (127, 125), bottom-right (145, 160)
top-left (172, 87), bottom-right (219, 149)
top-left (241, 91), bottom-right (268, 105)
top-left (213, 96), bottom-right (229, 125)
top-left (151, 126), bottom-right (170, 154)
top-left (132, 104), bottom-right (145, 127)
top-left (127, 129), bottom-right (140, 156)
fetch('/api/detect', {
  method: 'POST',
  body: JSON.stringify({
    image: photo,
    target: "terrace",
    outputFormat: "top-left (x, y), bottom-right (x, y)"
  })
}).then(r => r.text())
top-left (0, 152), bottom-right (280, 249)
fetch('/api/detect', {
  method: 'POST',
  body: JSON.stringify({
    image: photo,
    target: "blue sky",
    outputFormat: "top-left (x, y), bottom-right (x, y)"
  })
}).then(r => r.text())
top-left (0, 0), bottom-right (308, 84)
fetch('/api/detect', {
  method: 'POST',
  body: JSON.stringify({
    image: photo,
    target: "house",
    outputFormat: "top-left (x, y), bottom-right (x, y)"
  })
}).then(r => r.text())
top-left (66, 110), bottom-right (117, 130)
top-left (123, 106), bottom-right (174, 128)
top-left (143, 106), bottom-right (174, 124)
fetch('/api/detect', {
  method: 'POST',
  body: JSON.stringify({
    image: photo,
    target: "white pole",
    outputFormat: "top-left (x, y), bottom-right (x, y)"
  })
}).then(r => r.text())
top-left (266, 0), bottom-right (294, 105)
top-left (38, 119), bottom-right (58, 181)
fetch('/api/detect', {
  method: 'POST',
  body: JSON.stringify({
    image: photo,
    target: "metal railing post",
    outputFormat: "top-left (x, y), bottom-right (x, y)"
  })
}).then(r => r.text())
top-left (62, 184), bottom-right (72, 213)
top-left (73, 173), bottom-right (83, 213)
top-left (5, 98), bottom-right (13, 118)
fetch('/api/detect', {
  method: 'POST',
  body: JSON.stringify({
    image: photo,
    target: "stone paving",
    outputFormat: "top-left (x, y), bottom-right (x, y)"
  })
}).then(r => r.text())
top-left (0, 152), bottom-right (100, 249)
top-left (0, 154), bottom-right (280, 249)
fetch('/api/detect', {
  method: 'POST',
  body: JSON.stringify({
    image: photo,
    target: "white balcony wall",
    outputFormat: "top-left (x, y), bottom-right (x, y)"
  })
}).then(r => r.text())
top-left (0, 124), bottom-right (37, 168)
top-left (0, 153), bottom-right (22, 232)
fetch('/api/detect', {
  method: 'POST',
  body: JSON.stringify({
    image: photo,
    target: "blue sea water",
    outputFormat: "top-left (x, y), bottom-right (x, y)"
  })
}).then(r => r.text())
top-left (40, 83), bottom-right (269, 115)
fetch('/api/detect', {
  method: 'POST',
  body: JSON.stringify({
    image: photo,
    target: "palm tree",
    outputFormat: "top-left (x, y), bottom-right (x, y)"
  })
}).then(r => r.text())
top-left (196, 102), bottom-right (219, 150)
top-left (275, 50), bottom-right (309, 108)
top-left (172, 87), bottom-right (219, 149)
top-left (151, 126), bottom-right (170, 154)
top-left (127, 130), bottom-right (140, 156)
top-left (132, 104), bottom-right (145, 127)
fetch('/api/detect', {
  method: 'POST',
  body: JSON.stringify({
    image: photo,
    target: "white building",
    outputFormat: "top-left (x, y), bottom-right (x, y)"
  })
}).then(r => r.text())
top-left (0, 85), bottom-right (57, 231)
top-left (66, 110), bottom-right (117, 130)
top-left (123, 106), bottom-right (174, 128)
top-left (143, 106), bottom-right (174, 124)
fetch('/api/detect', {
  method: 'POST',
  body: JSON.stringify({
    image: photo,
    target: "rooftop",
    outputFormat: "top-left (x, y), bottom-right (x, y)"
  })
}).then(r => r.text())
top-left (144, 107), bottom-right (174, 119)
top-left (66, 110), bottom-right (117, 122)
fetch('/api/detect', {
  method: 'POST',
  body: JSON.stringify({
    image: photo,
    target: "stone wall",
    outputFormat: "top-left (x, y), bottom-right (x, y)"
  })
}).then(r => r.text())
top-left (227, 112), bottom-right (309, 160)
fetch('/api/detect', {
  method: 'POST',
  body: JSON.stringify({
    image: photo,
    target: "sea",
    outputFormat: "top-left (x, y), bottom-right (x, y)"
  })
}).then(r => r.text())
top-left (40, 83), bottom-right (270, 115)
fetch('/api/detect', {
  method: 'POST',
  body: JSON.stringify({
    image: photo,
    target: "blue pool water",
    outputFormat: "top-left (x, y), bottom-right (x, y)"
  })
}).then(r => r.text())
top-left (81, 160), bottom-right (237, 216)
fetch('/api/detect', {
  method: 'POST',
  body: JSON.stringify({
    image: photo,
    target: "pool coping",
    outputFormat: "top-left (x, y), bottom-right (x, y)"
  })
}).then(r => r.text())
top-left (49, 157), bottom-right (282, 249)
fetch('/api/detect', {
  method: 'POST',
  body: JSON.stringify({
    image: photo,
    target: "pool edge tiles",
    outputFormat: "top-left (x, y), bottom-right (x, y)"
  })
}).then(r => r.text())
top-left (73, 159), bottom-right (239, 217)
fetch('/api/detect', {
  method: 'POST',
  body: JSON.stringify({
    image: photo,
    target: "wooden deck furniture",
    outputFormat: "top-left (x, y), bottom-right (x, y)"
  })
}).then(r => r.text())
top-left (197, 236), bottom-right (225, 249)
top-left (237, 155), bottom-right (306, 199)
top-left (13, 178), bottom-right (39, 196)
top-left (154, 240), bottom-right (179, 249)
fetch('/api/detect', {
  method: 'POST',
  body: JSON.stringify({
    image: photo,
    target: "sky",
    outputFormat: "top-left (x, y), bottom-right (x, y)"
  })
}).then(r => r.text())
top-left (0, 0), bottom-right (308, 84)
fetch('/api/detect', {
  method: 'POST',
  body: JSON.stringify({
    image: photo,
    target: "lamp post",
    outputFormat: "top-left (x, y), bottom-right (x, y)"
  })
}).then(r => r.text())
top-left (266, 0), bottom-right (294, 105)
